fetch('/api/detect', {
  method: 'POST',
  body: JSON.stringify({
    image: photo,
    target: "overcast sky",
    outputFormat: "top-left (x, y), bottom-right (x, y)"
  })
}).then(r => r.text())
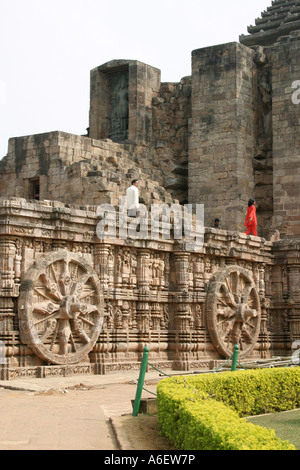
top-left (0, 0), bottom-right (271, 158)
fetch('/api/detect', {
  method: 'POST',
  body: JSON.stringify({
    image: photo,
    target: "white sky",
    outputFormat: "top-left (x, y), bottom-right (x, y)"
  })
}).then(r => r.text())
top-left (0, 0), bottom-right (271, 158)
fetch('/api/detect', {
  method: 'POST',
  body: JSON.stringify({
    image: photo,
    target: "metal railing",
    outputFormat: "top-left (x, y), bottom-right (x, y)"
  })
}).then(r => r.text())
top-left (132, 344), bottom-right (300, 416)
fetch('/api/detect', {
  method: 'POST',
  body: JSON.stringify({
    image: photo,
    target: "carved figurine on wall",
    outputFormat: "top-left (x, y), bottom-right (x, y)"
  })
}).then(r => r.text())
top-left (117, 75), bottom-right (128, 134)
top-left (110, 74), bottom-right (129, 141)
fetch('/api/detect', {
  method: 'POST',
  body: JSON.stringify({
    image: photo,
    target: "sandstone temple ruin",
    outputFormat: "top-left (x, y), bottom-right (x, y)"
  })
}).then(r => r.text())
top-left (0, 0), bottom-right (299, 379)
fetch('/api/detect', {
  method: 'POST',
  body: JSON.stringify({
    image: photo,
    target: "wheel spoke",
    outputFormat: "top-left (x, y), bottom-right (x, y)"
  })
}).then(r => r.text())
top-left (74, 273), bottom-right (93, 293)
top-left (33, 301), bottom-right (60, 316)
top-left (78, 315), bottom-right (95, 327)
top-left (40, 274), bottom-right (62, 301)
top-left (50, 264), bottom-right (58, 284)
top-left (34, 310), bottom-right (60, 326)
top-left (69, 332), bottom-right (76, 352)
top-left (34, 287), bottom-right (54, 302)
top-left (78, 288), bottom-right (96, 300)
top-left (242, 284), bottom-right (253, 303)
top-left (220, 283), bottom-right (236, 308)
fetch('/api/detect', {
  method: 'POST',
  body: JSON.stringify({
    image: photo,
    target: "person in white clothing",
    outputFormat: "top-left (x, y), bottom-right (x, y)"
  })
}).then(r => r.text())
top-left (126, 179), bottom-right (139, 217)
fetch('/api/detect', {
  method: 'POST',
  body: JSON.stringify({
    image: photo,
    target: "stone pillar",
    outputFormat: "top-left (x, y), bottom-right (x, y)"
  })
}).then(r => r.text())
top-left (135, 249), bottom-right (151, 350)
top-left (259, 298), bottom-right (271, 359)
top-left (0, 239), bottom-right (16, 295)
top-left (258, 264), bottom-right (266, 297)
top-left (287, 265), bottom-right (300, 302)
top-left (189, 42), bottom-right (256, 231)
top-left (289, 308), bottom-right (300, 344)
top-left (0, 298), bottom-right (15, 332)
top-left (271, 264), bottom-right (283, 299)
top-left (0, 238), bottom-right (17, 332)
top-left (94, 244), bottom-right (111, 290)
top-left (137, 249), bottom-right (151, 294)
top-left (136, 301), bottom-right (150, 332)
top-left (173, 251), bottom-right (192, 370)
top-left (173, 251), bottom-right (190, 293)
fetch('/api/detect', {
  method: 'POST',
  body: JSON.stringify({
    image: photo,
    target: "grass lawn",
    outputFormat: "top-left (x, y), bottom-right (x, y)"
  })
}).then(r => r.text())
top-left (246, 409), bottom-right (300, 450)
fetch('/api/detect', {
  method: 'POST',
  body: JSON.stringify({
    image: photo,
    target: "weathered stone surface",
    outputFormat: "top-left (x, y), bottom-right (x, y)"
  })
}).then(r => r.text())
top-left (0, 1), bottom-right (300, 379)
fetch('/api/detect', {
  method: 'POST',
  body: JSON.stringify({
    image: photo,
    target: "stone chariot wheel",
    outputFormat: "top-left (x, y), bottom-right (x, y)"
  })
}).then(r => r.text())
top-left (206, 265), bottom-right (261, 359)
top-left (19, 251), bottom-right (104, 365)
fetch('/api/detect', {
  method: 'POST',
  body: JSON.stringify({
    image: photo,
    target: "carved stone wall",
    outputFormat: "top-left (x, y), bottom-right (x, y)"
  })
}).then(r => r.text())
top-left (1, 198), bottom-right (298, 380)
top-left (0, 1), bottom-right (300, 379)
top-left (270, 239), bottom-right (300, 354)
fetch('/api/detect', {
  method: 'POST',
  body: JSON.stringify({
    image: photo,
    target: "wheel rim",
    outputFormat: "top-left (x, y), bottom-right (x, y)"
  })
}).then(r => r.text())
top-left (206, 266), bottom-right (261, 359)
top-left (19, 251), bottom-right (104, 365)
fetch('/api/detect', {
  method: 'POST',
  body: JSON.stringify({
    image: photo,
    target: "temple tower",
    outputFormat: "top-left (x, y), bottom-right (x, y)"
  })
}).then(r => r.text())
top-left (189, 0), bottom-right (300, 238)
top-left (241, 0), bottom-right (300, 238)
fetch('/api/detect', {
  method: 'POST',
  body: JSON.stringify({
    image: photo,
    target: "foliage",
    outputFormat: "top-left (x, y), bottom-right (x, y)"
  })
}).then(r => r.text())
top-left (156, 367), bottom-right (300, 450)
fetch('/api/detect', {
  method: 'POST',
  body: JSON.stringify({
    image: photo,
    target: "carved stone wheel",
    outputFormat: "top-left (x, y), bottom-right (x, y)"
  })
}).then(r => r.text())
top-left (206, 265), bottom-right (261, 359)
top-left (19, 251), bottom-right (104, 365)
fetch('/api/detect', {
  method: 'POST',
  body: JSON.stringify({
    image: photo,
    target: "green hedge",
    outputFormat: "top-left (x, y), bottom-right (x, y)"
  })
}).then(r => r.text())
top-left (165, 368), bottom-right (300, 417)
top-left (156, 368), bottom-right (300, 450)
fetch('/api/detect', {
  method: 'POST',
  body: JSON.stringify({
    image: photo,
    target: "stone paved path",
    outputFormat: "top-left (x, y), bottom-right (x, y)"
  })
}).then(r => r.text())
top-left (0, 370), bottom-right (161, 450)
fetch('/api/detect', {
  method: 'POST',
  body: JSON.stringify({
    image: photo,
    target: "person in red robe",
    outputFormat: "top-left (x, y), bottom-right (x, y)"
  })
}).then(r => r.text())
top-left (244, 198), bottom-right (257, 236)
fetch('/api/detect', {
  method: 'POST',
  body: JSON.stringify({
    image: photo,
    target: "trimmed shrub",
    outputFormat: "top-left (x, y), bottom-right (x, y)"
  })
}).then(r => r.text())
top-left (157, 367), bottom-right (300, 450)
top-left (161, 368), bottom-right (300, 417)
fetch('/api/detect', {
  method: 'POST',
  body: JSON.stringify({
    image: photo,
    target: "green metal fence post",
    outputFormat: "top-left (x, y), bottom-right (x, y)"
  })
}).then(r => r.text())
top-left (231, 344), bottom-right (239, 371)
top-left (132, 346), bottom-right (150, 416)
